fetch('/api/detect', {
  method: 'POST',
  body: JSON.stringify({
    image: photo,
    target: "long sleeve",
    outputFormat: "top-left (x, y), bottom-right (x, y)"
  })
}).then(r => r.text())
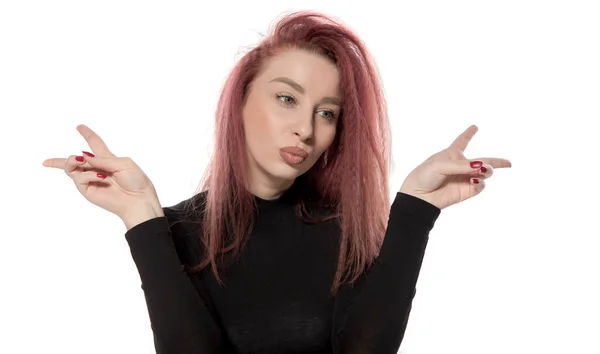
top-left (125, 213), bottom-right (228, 353)
top-left (334, 192), bottom-right (441, 354)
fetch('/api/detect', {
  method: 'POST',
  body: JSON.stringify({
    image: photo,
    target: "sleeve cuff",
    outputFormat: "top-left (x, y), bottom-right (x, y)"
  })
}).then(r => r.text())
top-left (392, 192), bottom-right (441, 229)
top-left (124, 216), bottom-right (171, 249)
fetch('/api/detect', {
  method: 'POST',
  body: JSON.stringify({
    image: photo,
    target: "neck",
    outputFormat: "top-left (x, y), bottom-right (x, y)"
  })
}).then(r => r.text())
top-left (247, 166), bottom-right (295, 201)
top-left (249, 177), bottom-right (294, 200)
top-left (245, 147), bottom-right (298, 200)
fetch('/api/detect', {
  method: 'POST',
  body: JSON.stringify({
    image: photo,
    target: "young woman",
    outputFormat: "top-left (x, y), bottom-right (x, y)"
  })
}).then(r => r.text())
top-left (43, 10), bottom-right (511, 354)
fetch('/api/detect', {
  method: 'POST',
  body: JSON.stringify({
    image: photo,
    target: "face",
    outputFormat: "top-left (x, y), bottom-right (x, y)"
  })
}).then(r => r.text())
top-left (242, 48), bottom-right (341, 198)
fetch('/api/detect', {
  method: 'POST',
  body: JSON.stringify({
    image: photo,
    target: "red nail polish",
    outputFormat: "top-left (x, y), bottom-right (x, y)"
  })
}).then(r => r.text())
top-left (480, 166), bottom-right (488, 173)
top-left (82, 151), bottom-right (95, 157)
top-left (472, 178), bottom-right (480, 184)
top-left (97, 173), bottom-right (107, 179)
top-left (470, 161), bottom-right (483, 168)
top-left (75, 156), bottom-right (84, 162)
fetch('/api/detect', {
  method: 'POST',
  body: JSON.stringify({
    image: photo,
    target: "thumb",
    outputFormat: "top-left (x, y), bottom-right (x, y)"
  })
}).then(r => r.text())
top-left (82, 154), bottom-right (129, 173)
top-left (434, 159), bottom-right (484, 176)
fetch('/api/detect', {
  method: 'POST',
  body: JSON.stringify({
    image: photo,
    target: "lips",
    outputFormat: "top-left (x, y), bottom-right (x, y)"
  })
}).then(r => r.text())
top-left (279, 146), bottom-right (309, 165)
top-left (279, 146), bottom-right (309, 158)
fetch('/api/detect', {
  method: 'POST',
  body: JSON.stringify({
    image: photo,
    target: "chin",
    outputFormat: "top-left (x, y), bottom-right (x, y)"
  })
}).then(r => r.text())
top-left (271, 165), bottom-right (303, 180)
top-left (270, 160), bottom-right (311, 180)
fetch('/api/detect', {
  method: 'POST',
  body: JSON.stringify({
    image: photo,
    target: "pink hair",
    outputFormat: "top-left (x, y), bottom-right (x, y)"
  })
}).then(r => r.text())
top-left (185, 10), bottom-right (391, 296)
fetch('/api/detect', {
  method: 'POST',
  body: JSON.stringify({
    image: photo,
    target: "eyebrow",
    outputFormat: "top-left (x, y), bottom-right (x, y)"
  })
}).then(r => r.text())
top-left (269, 77), bottom-right (341, 106)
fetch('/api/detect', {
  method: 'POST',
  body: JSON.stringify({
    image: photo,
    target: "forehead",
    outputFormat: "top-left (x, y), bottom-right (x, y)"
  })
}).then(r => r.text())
top-left (257, 49), bottom-right (341, 95)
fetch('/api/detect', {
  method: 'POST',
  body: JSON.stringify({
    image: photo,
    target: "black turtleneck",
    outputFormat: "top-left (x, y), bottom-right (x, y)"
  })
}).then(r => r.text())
top-left (124, 189), bottom-right (440, 354)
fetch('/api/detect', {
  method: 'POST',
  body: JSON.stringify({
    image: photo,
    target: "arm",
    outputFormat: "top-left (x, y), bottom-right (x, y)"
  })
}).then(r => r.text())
top-left (333, 192), bottom-right (441, 354)
top-left (124, 205), bottom-right (228, 353)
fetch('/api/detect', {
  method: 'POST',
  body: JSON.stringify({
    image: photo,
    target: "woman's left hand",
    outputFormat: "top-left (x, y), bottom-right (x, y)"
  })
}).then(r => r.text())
top-left (399, 125), bottom-right (512, 210)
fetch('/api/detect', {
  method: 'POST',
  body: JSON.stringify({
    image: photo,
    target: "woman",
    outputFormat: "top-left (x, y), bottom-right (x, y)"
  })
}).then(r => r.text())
top-left (43, 10), bottom-right (511, 354)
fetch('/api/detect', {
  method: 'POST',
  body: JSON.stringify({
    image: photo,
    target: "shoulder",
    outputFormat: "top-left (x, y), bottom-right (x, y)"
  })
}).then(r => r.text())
top-left (162, 190), bottom-right (208, 225)
top-left (162, 191), bottom-right (208, 265)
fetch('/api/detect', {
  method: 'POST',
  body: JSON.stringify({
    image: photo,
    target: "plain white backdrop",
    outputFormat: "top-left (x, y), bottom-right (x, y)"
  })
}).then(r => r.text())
top-left (1, 1), bottom-right (599, 353)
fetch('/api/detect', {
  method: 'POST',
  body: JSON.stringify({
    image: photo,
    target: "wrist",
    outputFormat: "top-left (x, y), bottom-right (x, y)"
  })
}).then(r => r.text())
top-left (121, 200), bottom-right (165, 231)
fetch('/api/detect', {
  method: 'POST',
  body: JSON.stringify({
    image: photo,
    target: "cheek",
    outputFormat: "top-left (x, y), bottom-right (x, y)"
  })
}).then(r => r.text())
top-left (244, 104), bottom-right (283, 153)
top-left (315, 124), bottom-right (338, 152)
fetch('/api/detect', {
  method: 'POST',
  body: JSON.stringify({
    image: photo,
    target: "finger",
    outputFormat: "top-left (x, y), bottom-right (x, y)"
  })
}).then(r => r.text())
top-left (42, 158), bottom-right (67, 169)
top-left (72, 170), bottom-right (111, 189)
top-left (465, 163), bottom-right (495, 177)
top-left (470, 157), bottom-right (512, 169)
top-left (449, 125), bottom-right (478, 152)
top-left (82, 154), bottom-right (131, 173)
top-left (470, 176), bottom-right (486, 197)
top-left (43, 156), bottom-right (94, 171)
top-left (76, 124), bottom-right (114, 157)
top-left (478, 164), bottom-right (494, 178)
top-left (64, 154), bottom-right (89, 175)
top-left (433, 159), bottom-right (505, 177)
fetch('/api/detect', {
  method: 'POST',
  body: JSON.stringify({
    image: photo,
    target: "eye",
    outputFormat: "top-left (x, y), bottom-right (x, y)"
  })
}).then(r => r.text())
top-left (277, 93), bottom-right (337, 122)
top-left (276, 94), bottom-right (296, 106)
top-left (319, 110), bottom-right (336, 121)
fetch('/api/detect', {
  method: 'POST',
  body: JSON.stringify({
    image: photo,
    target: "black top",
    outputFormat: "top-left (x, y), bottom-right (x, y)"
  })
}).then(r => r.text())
top-left (124, 190), bottom-right (441, 354)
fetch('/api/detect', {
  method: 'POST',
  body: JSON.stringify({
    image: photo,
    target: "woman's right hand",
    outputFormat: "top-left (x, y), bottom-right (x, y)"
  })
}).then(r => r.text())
top-left (43, 124), bottom-right (162, 222)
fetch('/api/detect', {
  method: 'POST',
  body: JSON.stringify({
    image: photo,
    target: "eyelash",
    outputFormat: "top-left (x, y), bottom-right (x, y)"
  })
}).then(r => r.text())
top-left (276, 94), bottom-right (336, 121)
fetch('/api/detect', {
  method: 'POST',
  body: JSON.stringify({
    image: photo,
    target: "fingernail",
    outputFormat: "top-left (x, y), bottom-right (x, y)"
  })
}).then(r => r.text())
top-left (472, 178), bottom-right (480, 184)
top-left (82, 151), bottom-right (95, 157)
top-left (470, 160), bottom-right (483, 168)
top-left (75, 156), bottom-right (84, 162)
top-left (480, 166), bottom-right (488, 173)
top-left (97, 173), bottom-right (107, 179)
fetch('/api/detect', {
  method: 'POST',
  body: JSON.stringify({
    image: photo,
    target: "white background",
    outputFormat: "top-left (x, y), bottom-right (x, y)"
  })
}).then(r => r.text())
top-left (1, 1), bottom-right (599, 353)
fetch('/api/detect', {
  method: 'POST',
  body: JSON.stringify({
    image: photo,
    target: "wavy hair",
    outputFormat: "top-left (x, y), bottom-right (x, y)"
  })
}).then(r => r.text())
top-left (185, 10), bottom-right (391, 296)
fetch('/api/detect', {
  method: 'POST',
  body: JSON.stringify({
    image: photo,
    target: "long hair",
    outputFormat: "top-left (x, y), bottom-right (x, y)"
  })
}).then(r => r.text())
top-left (185, 10), bottom-right (391, 297)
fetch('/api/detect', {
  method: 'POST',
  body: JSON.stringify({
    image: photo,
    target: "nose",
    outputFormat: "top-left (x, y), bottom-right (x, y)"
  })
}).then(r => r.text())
top-left (293, 113), bottom-right (314, 141)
